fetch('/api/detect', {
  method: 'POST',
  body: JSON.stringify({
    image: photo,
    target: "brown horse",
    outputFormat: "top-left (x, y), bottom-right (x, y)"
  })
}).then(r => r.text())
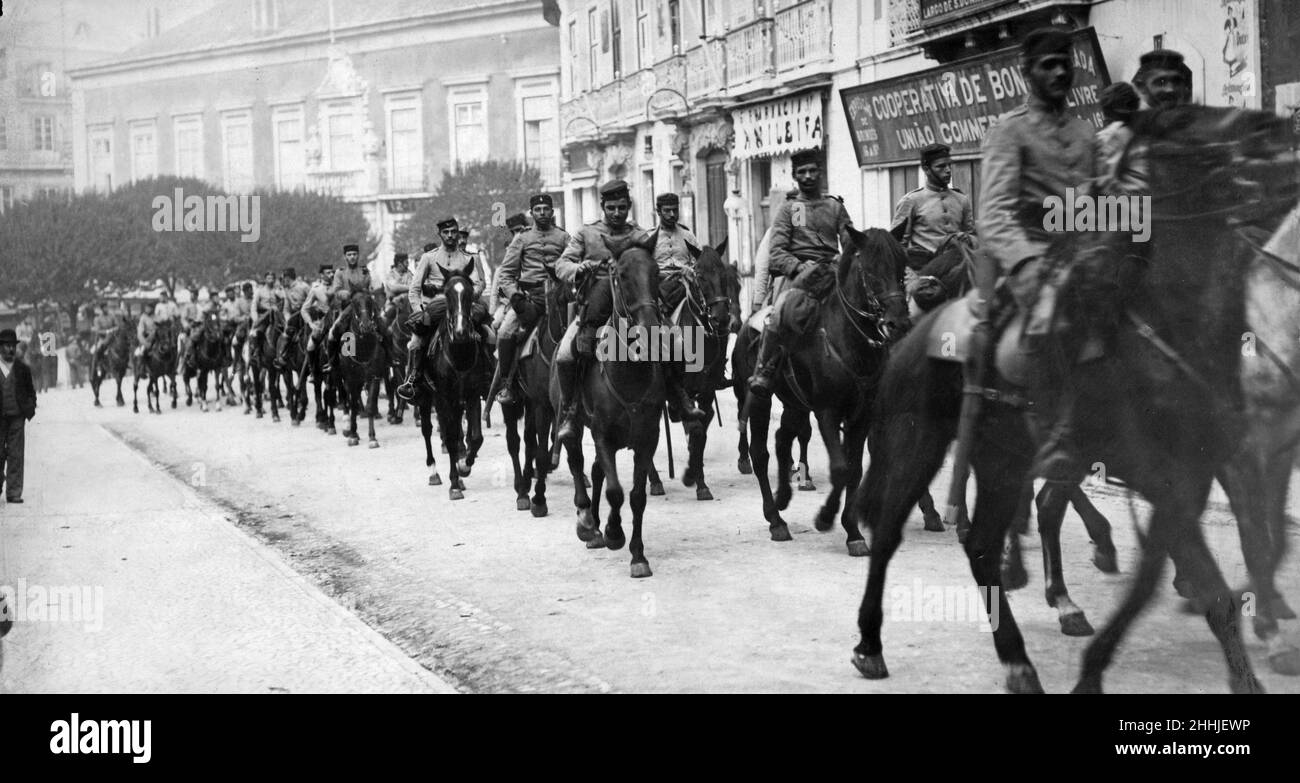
top-left (133, 319), bottom-right (178, 414)
top-left (336, 291), bottom-right (388, 448)
top-left (91, 321), bottom-right (132, 408)
top-left (850, 105), bottom-right (1298, 693)
top-left (736, 227), bottom-right (911, 555)
top-left (185, 311), bottom-right (228, 412)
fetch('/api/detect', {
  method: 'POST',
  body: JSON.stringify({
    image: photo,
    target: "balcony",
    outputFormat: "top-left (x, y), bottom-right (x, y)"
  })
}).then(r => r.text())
top-left (775, 0), bottom-right (833, 74)
top-left (685, 38), bottom-right (727, 103)
top-left (889, 0), bottom-right (921, 48)
top-left (648, 54), bottom-right (687, 118)
top-left (726, 17), bottom-right (775, 92)
top-left (308, 169), bottom-right (366, 198)
top-left (620, 68), bottom-right (655, 125)
top-left (589, 81), bottom-right (622, 129)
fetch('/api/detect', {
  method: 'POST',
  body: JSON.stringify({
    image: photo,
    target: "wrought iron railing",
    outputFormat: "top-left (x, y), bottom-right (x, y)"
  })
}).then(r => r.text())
top-left (775, 0), bottom-right (833, 72)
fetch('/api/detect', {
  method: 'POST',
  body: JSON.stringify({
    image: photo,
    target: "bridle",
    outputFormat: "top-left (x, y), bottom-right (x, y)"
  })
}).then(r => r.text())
top-left (835, 249), bottom-right (904, 348)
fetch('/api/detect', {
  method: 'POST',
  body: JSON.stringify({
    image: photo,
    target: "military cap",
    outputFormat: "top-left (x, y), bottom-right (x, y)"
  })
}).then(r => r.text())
top-left (343, 242), bottom-right (360, 253)
top-left (505, 213), bottom-right (529, 231)
top-left (319, 264), bottom-right (334, 273)
top-left (458, 229), bottom-right (470, 238)
top-left (598, 179), bottom-right (630, 202)
top-left (920, 143), bottom-right (951, 166)
top-left (394, 253), bottom-right (409, 264)
top-left (283, 266), bottom-right (297, 278)
top-left (791, 148), bottom-right (824, 168)
top-left (1020, 27), bottom-right (1073, 59)
top-left (529, 193), bottom-right (553, 208)
top-left (436, 217), bottom-right (458, 230)
top-left (655, 192), bottom-right (680, 208)
top-left (1134, 49), bottom-right (1193, 85)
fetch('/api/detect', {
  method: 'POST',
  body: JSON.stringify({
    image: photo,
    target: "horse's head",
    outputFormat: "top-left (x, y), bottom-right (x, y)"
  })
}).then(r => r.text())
top-left (692, 237), bottom-right (736, 334)
top-left (1135, 105), bottom-right (1298, 227)
top-left (441, 269), bottom-right (476, 345)
top-left (603, 235), bottom-right (661, 334)
top-left (349, 290), bottom-right (377, 334)
top-left (840, 226), bottom-right (911, 343)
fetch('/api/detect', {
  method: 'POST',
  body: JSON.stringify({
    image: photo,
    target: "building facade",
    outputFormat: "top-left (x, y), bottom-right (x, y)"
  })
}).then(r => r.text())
top-left (0, 0), bottom-right (218, 213)
top-left (67, 0), bottom-right (563, 267)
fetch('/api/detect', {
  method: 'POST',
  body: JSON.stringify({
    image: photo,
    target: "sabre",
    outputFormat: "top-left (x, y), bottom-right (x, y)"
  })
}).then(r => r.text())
top-left (662, 405), bottom-right (675, 479)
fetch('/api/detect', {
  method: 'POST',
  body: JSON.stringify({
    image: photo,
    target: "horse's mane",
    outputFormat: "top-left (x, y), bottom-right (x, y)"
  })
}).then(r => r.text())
top-left (841, 227), bottom-right (907, 289)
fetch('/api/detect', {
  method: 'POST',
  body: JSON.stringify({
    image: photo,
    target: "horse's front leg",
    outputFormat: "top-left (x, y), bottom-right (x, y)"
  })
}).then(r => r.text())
top-left (420, 400), bottom-right (441, 486)
top-left (840, 418), bottom-right (870, 556)
top-left (813, 411), bottom-right (849, 540)
top-left (629, 446), bottom-right (653, 578)
top-left (132, 367), bottom-right (141, 414)
top-left (773, 407), bottom-right (799, 510)
top-left (685, 403), bottom-right (714, 501)
top-left (460, 395), bottom-right (483, 476)
top-left (366, 377), bottom-right (380, 447)
top-left (506, 405), bottom-right (529, 510)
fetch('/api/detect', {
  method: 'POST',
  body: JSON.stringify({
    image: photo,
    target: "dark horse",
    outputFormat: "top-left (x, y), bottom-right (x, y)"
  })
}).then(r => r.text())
top-left (417, 271), bottom-right (491, 498)
top-left (850, 105), bottom-right (1298, 693)
top-left (249, 309), bottom-right (285, 421)
top-left (91, 321), bottom-right (132, 408)
top-left (336, 291), bottom-right (388, 448)
top-left (132, 319), bottom-right (178, 414)
top-left (499, 274), bottom-right (573, 518)
top-left (565, 237), bottom-right (673, 578)
top-left (735, 227), bottom-right (910, 555)
top-left (383, 295), bottom-right (412, 425)
top-left (664, 237), bottom-right (736, 501)
top-left (186, 311), bottom-right (228, 412)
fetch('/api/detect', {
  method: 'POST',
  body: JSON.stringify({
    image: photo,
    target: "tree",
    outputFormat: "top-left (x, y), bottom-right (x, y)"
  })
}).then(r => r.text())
top-left (222, 189), bottom-right (377, 285)
top-left (394, 159), bottom-right (545, 270)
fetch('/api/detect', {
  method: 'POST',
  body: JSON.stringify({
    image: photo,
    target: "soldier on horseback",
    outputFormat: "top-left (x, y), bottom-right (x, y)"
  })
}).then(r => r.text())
top-left (320, 243), bottom-right (389, 372)
top-left (248, 272), bottom-right (285, 353)
top-left (381, 252), bottom-right (413, 321)
top-left (891, 143), bottom-right (976, 312)
top-left (176, 284), bottom-right (204, 374)
top-left (648, 192), bottom-right (700, 310)
top-left (396, 219), bottom-right (490, 400)
top-left (976, 27), bottom-right (1098, 481)
top-left (133, 302), bottom-right (158, 361)
top-left (89, 303), bottom-right (116, 376)
top-left (553, 180), bottom-right (706, 444)
top-left (299, 265), bottom-right (335, 356)
top-left (492, 195), bottom-right (569, 406)
top-left (491, 213), bottom-right (532, 333)
top-left (747, 149), bottom-right (855, 398)
top-left (274, 267), bottom-right (313, 369)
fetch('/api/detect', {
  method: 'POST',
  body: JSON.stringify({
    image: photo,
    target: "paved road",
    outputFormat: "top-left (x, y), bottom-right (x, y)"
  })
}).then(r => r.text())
top-left (3, 384), bottom-right (1297, 693)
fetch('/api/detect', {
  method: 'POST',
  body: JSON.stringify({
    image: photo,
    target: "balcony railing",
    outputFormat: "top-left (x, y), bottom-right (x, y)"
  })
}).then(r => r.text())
top-left (775, 0), bottom-right (833, 73)
top-left (686, 38), bottom-right (726, 101)
top-left (528, 155), bottom-right (562, 187)
top-left (726, 17), bottom-right (775, 90)
top-left (308, 169), bottom-right (366, 198)
top-left (650, 54), bottom-right (687, 116)
top-left (888, 0), bottom-right (921, 48)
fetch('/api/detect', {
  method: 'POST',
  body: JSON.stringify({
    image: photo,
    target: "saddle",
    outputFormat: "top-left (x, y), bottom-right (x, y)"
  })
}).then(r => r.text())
top-left (924, 289), bottom-right (1037, 388)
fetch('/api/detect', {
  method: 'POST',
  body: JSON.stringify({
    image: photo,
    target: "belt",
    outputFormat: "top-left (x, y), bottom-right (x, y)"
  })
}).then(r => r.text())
top-left (517, 281), bottom-right (544, 291)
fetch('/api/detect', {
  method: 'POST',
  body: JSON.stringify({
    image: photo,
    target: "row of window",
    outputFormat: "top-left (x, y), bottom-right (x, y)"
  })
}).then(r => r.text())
top-left (0, 115), bottom-right (59, 152)
top-left (86, 81), bottom-right (560, 194)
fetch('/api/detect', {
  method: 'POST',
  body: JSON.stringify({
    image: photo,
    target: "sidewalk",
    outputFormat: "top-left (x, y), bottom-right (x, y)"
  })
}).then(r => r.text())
top-left (0, 390), bottom-right (455, 693)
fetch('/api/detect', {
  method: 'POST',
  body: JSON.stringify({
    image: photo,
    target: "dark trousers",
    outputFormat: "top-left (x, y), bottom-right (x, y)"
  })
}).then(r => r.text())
top-left (0, 416), bottom-right (25, 501)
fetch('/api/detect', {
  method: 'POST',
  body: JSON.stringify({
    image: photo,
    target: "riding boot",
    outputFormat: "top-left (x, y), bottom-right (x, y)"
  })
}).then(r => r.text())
top-left (494, 335), bottom-right (520, 406)
top-left (747, 325), bottom-right (784, 398)
top-left (556, 356), bottom-right (584, 446)
top-left (396, 346), bottom-right (422, 400)
top-left (666, 361), bottom-right (707, 422)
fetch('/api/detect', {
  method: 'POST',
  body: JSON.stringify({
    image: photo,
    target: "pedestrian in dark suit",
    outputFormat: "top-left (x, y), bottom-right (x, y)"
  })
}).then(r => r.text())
top-left (0, 328), bottom-right (38, 504)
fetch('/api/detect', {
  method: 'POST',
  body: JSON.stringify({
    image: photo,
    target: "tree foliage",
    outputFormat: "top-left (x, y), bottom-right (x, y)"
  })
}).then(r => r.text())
top-left (393, 159), bottom-right (545, 268)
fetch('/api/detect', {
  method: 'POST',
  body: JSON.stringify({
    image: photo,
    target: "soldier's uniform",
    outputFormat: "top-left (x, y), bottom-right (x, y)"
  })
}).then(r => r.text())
top-left (747, 153), bottom-right (854, 397)
top-left (891, 182), bottom-right (973, 269)
top-left (552, 181), bottom-right (705, 441)
top-left (976, 28), bottom-right (1099, 483)
top-left (492, 213), bottom-right (531, 331)
top-left (154, 298), bottom-right (179, 323)
top-left (491, 198), bottom-right (567, 404)
top-left (324, 248), bottom-right (394, 370)
top-left (134, 311), bottom-right (156, 359)
top-left (649, 193), bottom-right (701, 314)
top-left (274, 273), bottom-right (315, 367)
top-left (382, 256), bottom-right (413, 320)
top-left (300, 271), bottom-right (334, 352)
top-left (396, 220), bottom-right (488, 398)
top-left (176, 293), bottom-right (205, 373)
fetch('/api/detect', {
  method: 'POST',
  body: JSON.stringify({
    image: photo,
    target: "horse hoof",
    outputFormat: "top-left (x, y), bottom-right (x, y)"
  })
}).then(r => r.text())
top-left (133, 405), bottom-right (139, 414)
top-left (458, 462), bottom-right (471, 477)
top-left (1002, 563), bottom-right (1029, 592)
top-left (1059, 612), bottom-right (1095, 637)
top-left (1092, 547), bottom-right (1119, 574)
top-left (798, 479), bottom-right (817, 491)
top-left (116, 400), bottom-right (125, 407)
top-left (292, 419), bottom-right (301, 427)
top-left (326, 427), bottom-right (336, 435)
top-left (649, 482), bottom-right (664, 497)
top-left (1006, 664), bottom-right (1045, 694)
top-left (814, 510), bottom-right (835, 533)
top-left (630, 562), bottom-right (653, 579)
top-left (846, 539), bottom-right (870, 557)
top-left (517, 498), bottom-right (532, 511)
top-left (94, 400), bottom-right (102, 408)
top-left (770, 523), bottom-right (792, 542)
top-left (695, 487), bottom-right (713, 501)
top-left (585, 530), bottom-right (605, 549)
top-left (682, 469), bottom-right (696, 488)
top-left (368, 440), bottom-right (379, 449)
top-left (605, 530), bottom-right (627, 551)
top-left (347, 438), bottom-right (359, 447)
top-left (737, 458), bottom-right (753, 475)
top-left (1267, 647), bottom-right (1300, 677)
top-left (530, 502), bottom-right (548, 518)
top-left (272, 415), bottom-right (280, 423)
top-left (851, 652), bottom-right (888, 680)
top-left (429, 474), bottom-right (442, 486)
top-left (244, 408), bottom-right (251, 415)
top-left (923, 513), bottom-right (945, 532)
top-left (450, 488), bottom-right (464, 500)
